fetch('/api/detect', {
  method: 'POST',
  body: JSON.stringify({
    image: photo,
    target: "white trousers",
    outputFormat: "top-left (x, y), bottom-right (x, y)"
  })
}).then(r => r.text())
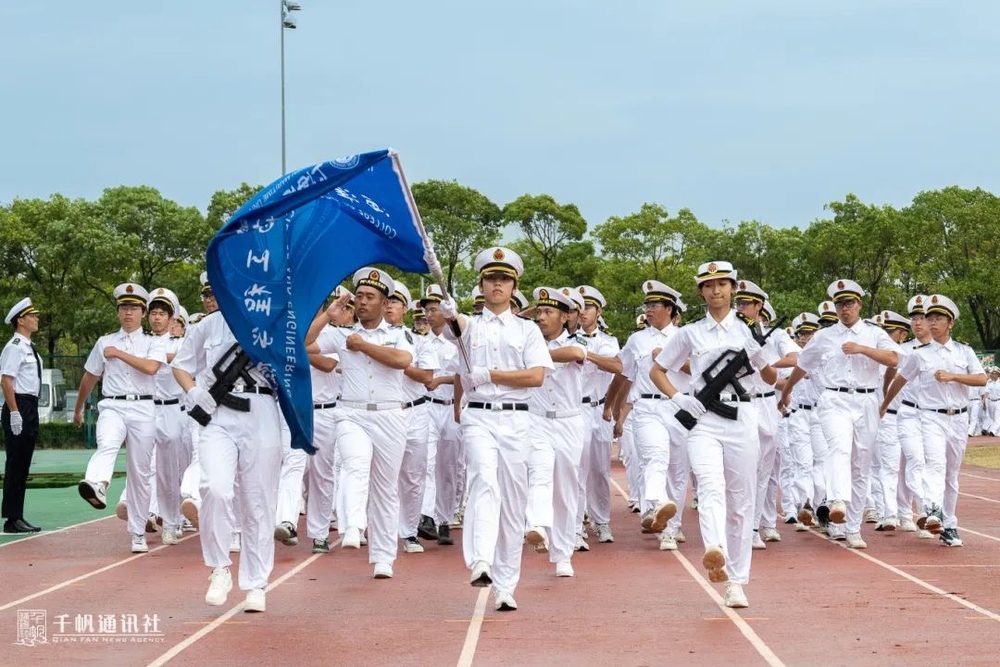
top-left (398, 405), bottom-right (431, 538)
top-left (618, 412), bottom-right (640, 504)
top-left (154, 403), bottom-right (185, 528)
top-left (305, 407), bottom-right (339, 540)
top-left (897, 405), bottom-right (925, 515)
top-left (276, 420), bottom-right (308, 526)
top-left (461, 408), bottom-right (532, 597)
top-left (752, 397), bottom-right (780, 530)
top-left (632, 400), bottom-right (673, 513)
top-left (535, 414), bottom-right (585, 564)
top-left (198, 396), bottom-right (281, 591)
top-left (816, 391), bottom-right (879, 532)
top-left (777, 415), bottom-right (797, 516)
top-left (875, 411), bottom-right (900, 519)
top-left (578, 405), bottom-right (613, 526)
top-left (336, 407), bottom-right (405, 565)
top-left (919, 410), bottom-right (969, 526)
top-left (86, 399), bottom-right (156, 536)
top-left (687, 406), bottom-right (759, 585)
top-left (428, 402), bottom-right (462, 525)
top-left (786, 409), bottom-right (812, 510)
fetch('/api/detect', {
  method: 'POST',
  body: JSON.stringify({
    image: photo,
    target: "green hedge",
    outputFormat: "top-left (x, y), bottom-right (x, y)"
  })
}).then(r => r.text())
top-left (0, 422), bottom-right (88, 450)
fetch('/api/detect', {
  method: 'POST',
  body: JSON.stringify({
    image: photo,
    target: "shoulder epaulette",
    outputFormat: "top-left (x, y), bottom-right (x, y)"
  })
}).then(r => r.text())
top-left (9, 337), bottom-right (19, 345)
top-left (688, 314), bottom-right (707, 325)
top-left (954, 339), bottom-right (970, 347)
top-left (915, 342), bottom-right (931, 349)
top-left (170, 335), bottom-right (183, 340)
top-left (410, 328), bottom-right (428, 337)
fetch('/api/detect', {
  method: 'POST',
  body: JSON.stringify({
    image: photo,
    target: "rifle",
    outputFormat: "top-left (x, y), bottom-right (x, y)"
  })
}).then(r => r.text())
top-left (188, 342), bottom-right (254, 426)
top-left (674, 315), bottom-right (787, 430)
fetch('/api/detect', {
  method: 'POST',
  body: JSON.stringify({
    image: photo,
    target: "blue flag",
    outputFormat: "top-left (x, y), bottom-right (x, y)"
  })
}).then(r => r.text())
top-left (206, 149), bottom-right (431, 454)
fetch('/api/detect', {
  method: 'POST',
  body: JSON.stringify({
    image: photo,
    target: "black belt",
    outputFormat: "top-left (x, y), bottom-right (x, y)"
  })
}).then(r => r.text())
top-left (402, 396), bottom-right (428, 409)
top-left (14, 393), bottom-right (38, 402)
top-left (886, 409), bottom-right (898, 415)
top-left (826, 387), bottom-right (876, 394)
top-left (924, 406), bottom-right (968, 416)
top-left (902, 401), bottom-right (918, 409)
top-left (719, 393), bottom-right (752, 403)
top-left (314, 402), bottom-right (338, 410)
top-left (582, 397), bottom-right (607, 406)
top-left (232, 386), bottom-right (273, 396)
top-left (639, 393), bottom-right (666, 400)
top-left (154, 398), bottom-right (181, 406)
top-left (107, 394), bottom-right (153, 401)
top-left (428, 397), bottom-right (454, 406)
top-left (750, 391), bottom-right (776, 399)
top-left (467, 402), bottom-right (528, 412)
top-left (796, 404), bottom-right (813, 411)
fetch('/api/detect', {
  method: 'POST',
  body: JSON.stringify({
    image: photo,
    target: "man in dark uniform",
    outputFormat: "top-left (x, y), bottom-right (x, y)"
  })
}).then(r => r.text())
top-left (1, 297), bottom-right (43, 533)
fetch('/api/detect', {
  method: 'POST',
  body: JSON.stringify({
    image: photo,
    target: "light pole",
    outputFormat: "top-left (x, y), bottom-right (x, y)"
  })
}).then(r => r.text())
top-left (280, 0), bottom-right (301, 175)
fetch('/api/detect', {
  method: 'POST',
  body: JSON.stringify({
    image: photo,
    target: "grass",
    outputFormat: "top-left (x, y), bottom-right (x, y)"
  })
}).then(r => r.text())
top-left (2, 471), bottom-right (125, 490)
top-left (964, 444), bottom-right (1000, 470)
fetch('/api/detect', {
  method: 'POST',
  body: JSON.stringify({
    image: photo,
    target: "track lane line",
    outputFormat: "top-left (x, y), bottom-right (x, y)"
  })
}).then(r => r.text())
top-left (805, 530), bottom-right (1000, 622)
top-left (960, 471), bottom-right (1000, 482)
top-left (609, 478), bottom-right (786, 667)
top-left (0, 531), bottom-right (200, 611)
top-left (0, 514), bottom-right (115, 548)
top-left (456, 588), bottom-right (490, 667)
top-left (958, 491), bottom-right (1000, 504)
top-left (145, 545), bottom-right (336, 667)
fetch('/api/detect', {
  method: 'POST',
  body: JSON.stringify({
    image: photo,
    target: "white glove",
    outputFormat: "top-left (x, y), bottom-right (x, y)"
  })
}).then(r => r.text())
top-left (423, 249), bottom-right (443, 277)
top-left (185, 386), bottom-right (217, 416)
top-left (460, 366), bottom-right (492, 392)
top-left (9, 410), bottom-right (22, 436)
top-left (672, 393), bottom-right (707, 417)
top-left (440, 297), bottom-right (458, 320)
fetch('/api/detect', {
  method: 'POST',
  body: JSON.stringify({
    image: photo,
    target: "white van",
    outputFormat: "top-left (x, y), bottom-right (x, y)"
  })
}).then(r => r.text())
top-left (38, 368), bottom-right (69, 423)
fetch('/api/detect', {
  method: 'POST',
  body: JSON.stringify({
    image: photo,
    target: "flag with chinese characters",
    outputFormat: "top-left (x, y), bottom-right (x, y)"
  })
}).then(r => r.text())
top-left (206, 149), bottom-right (430, 453)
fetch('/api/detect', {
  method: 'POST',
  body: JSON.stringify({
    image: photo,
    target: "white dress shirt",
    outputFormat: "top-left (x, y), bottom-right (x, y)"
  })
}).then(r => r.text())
top-left (315, 319), bottom-right (414, 403)
top-left (0, 333), bottom-right (41, 396)
top-left (796, 320), bottom-right (900, 390)
top-left (86, 327), bottom-right (166, 396)
top-left (655, 310), bottom-right (761, 395)
top-left (172, 312), bottom-right (272, 390)
top-left (897, 338), bottom-right (985, 410)
top-left (621, 324), bottom-right (690, 399)
top-left (527, 331), bottom-right (585, 415)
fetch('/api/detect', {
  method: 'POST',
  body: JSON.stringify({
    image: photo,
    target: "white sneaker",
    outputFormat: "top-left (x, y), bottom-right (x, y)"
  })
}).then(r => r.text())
top-left (181, 497), bottom-right (200, 529)
top-left (900, 519), bottom-right (918, 532)
top-left (881, 516), bottom-right (898, 531)
top-left (595, 523), bottom-right (614, 543)
top-left (78, 479), bottom-right (108, 510)
top-left (205, 567), bottom-right (232, 606)
top-left (181, 518), bottom-right (197, 533)
top-left (574, 533), bottom-right (590, 552)
top-left (829, 500), bottom-right (847, 524)
top-left (161, 527), bottom-right (179, 546)
top-left (724, 582), bottom-right (749, 608)
top-left (244, 588), bottom-right (266, 613)
top-left (917, 529), bottom-right (934, 539)
top-left (403, 537), bottom-right (424, 553)
top-left (794, 522), bottom-right (808, 532)
top-left (116, 501), bottom-right (128, 521)
top-left (494, 591), bottom-right (517, 611)
top-left (761, 528), bottom-right (781, 542)
top-left (341, 527), bottom-right (361, 549)
top-left (525, 526), bottom-right (548, 550)
top-left (470, 560), bottom-right (492, 587)
top-left (373, 563), bottom-right (393, 579)
top-left (659, 534), bottom-right (678, 551)
top-left (229, 532), bottom-right (242, 553)
top-left (846, 532), bottom-right (867, 549)
top-left (752, 531), bottom-right (767, 550)
top-left (359, 530), bottom-right (368, 546)
top-left (703, 545), bottom-right (728, 583)
top-left (555, 562), bottom-right (575, 577)
top-left (130, 533), bottom-right (148, 553)
top-left (674, 529), bottom-right (687, 543)
top-left (864, 508), bottom-right (879, 524)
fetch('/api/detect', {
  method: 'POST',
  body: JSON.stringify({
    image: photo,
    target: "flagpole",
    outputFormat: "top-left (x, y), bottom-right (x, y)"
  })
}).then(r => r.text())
top-left (390, 152), bottom-right (473, 373)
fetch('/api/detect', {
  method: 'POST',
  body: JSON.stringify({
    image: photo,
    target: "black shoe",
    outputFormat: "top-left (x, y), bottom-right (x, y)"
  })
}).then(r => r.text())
top-left (939, 528), bottom-right (963, 547)
top-left (816, 503), bottom-right (830, 524)
top-left (437, 523), bottom-right (454, 545)
top-left (21, 519), bottom-right (42, 532)
top-left (417, 515), bottom-right (438, 541)
top-left (311, 538), bottom-right (330, 554)
top-left (274, 521), bottom-right (299, 546)
top-left (3, 519), bottom-right (36, 534)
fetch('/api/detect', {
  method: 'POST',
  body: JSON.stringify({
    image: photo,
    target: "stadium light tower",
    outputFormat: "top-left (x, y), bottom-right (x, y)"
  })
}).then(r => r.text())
top-left (280, 0), bottom-right (301, 175)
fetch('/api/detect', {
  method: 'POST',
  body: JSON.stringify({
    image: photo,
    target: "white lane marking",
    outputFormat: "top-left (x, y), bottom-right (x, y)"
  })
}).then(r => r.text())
top-left (456, 588), bottom-right (491, 667)
top-left (961, 527), bottom-right (1000, 544)
top-left (959, 491), bottom-right (1000, 505)
top-left (960, 471), bottom-right (1000, 482)
top-left (0, 515), bottom-right (115, 548)
top-left (609, 478), bottom-right (785, 667)
top-left (0, 532), bottom-right (198, 612)
top-left (145, 548), bottom-right (332, 667)
top-left (806, 530), bottom-right (1000, 622)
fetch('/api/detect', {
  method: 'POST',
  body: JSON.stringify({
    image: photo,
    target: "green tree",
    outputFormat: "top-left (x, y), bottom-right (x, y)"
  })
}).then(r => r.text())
top-left (502, 194), bottom-right (587, 272)
top-left (207, 183), bottom-right (263, 229)
top-left (410, 180), bottom-right (502, 295)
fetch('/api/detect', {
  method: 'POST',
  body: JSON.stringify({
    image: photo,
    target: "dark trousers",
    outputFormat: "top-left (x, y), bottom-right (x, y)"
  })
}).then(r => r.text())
top-left (2, 394), bottom-right (39, 521)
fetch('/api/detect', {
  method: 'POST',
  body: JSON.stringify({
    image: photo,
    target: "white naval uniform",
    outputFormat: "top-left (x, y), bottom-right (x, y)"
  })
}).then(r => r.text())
top-left (275, 415), bottom-right (307, 527)
top-left (775, 367), bottom-right (796, 519)
top-left (619, 323), bottom-right (690, 518)
top-left (305, 349), bottom-right (341, 541)
top-left (750, 328), bottom-right (800, 532)
top-left (316, 319), bottom-right (413, 567)
top-left (152, 333), bottom-right (186, 531)
top-left (986, 378), bottom-right (1000, 434)
top-left (875, 366), bottom-right (904, 522)
top-left (655, 310), bottom-right (773, 585)
top-left (449, 307), bottom-right (553, 598)
top-left (424, 331), bottom-right (461, 527)
top-left (83, 328), bottom-right (166, 536)
top-left (576, 328), bottom-right (620, 530)
top-left (897, 339), bottom-right (984, 528)
top-left (526, 331), bottom-right (587, 565)
top-left (795, 320), bottom-right (901, 533)
top-left (786, 369), bottom-right (823, 511)
top-left (894, 339), bottom-right (924, 523)
top-left (171, 312), bottom-right (282, 591)
top-left (967, 384), bottom-right (987, 437)
top-left (398, 331), bottom-right (440, 539)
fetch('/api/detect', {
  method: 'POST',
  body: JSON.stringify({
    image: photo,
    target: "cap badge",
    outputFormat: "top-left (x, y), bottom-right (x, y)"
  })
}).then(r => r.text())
top-left (426, 286), bottom-right (433, 295)
top-left (539, 289), bottom-right (549, 299)
top-left (578, 286), bottom-right (586, 294)
top-left (739, 281), bottom-right (746, 290)
top-left (823, 303), bottom-right (830, 311)
top-left (707, 262), bottom-right (718, 273)
top-left (916, 296), bottom-right (923, 304)
top-left (837, 280), bottom-right (845, 289)
top-left (931, 295), bottom-right (939, 304)
top-left (492, 249), bottom-right (505, 261)
top-left (125, 285), bottom-right (134, 294)
top-left (645, 281), bottom-right (653, 290)
top-left (369, 270), bottom-right (380, 281)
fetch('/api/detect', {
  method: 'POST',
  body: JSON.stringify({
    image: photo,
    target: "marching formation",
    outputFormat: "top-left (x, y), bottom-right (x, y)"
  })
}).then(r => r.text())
top-left (22, 249), bottom-right (984, 615)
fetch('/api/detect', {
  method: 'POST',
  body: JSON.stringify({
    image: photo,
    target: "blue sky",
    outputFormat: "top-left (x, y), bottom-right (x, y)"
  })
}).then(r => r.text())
top-left (3, 1), bottom-right (999, 232)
